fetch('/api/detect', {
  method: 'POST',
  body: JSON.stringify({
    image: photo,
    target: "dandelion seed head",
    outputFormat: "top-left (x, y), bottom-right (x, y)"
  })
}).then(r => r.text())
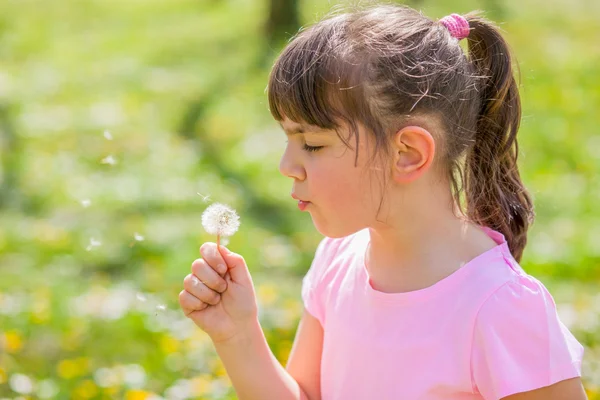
top-left (201, 203), bottom-right (240, 237)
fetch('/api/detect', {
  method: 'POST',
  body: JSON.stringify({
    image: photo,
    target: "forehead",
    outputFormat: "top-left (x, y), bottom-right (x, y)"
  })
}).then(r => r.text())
top-left (278, 119), bottom-right (324, 136)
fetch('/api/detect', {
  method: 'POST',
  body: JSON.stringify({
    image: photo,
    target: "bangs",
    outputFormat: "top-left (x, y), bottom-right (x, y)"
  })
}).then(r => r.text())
top-left (267, 16), bottom-right (373, 146)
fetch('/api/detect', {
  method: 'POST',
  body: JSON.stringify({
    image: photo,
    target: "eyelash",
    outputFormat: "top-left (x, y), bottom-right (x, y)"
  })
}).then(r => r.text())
top-left (303, 144), bottom-right (324, 152)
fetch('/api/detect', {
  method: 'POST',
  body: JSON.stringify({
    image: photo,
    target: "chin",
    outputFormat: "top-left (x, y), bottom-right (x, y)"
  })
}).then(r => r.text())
top-left (311, 216), bottom-right (366, 239)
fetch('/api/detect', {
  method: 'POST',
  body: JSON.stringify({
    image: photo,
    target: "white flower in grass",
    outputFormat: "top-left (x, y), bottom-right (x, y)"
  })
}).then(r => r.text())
top-left (201, 203), bottom-right (240, 238)
top-left (9, 373), bottom-right (34, 394)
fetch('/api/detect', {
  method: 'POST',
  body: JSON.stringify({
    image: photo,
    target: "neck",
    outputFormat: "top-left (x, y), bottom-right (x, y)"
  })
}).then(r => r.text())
top-left (365, 180), bottom-right (495, 293)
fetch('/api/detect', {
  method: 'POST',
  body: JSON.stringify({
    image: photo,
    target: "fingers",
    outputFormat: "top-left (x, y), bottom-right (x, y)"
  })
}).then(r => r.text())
top-left (219, 248), bottom-right (252, 286)
top-left (199, 242), bottom-right (228, 277)
top-left (179, 289), bottom-right (208, 316)
top-left (183, 273), bottom-right (222, 305)
top-left (191, 258), bottom-right (228, 293)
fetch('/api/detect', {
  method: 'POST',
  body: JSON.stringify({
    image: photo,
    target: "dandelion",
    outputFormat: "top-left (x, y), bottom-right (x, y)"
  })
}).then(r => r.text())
top-left (201, 203), bottom-right (240, 248)
top-left (103, 130), bottom-right (113, 140)
top-left (100, 155), bottom-right (117, 165)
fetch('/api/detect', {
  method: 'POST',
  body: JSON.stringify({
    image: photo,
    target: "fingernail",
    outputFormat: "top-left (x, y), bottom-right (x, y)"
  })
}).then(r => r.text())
top-left (192, 276), bottom-right (200, 286)
top-left (217, 264), bottom-right (226, 274)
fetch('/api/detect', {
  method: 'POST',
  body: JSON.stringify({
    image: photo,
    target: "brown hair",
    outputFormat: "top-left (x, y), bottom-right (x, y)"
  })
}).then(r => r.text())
top-left (267, 4), bottom-right (535, 261)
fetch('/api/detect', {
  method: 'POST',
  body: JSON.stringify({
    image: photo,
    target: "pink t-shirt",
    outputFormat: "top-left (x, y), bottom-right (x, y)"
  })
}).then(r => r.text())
top-left (301, 226), bottom-right (584, 400)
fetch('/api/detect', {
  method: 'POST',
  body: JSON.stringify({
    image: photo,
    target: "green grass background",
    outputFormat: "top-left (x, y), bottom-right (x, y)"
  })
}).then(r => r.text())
top-left (0, 0), bottom-right (598, 398)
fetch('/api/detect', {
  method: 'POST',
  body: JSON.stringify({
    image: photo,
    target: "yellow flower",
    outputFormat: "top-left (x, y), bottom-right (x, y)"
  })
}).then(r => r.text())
top-left (0, 367), bottom-right (6, 384)
top-left (103, 386), bottom-right (120, 397)
top-left (73, 379), bottom-right (99, 399)
top-left (160, 335), bottom-right (179, 354)
top-left (57, 359), bottom-right (78, 379)
top-left (125, 389), bottom-right (155, 400)
top-left (191, 374), bottom-right (212, 396)
top-left (210, 358), bottom-right (228, 378)
top-left (4, 330), bottom-right (23, 353)
top-left (57, 357), bottom-right (90, 379)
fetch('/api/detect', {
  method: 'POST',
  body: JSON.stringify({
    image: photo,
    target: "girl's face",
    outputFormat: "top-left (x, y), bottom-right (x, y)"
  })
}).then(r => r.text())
top-left (279, 118), bottom-right (385, 238)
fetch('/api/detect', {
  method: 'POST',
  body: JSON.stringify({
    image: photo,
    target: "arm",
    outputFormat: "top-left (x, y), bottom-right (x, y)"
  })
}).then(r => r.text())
top-left (285, 309), bottom-right (324, 400)
top-left (214, 309), bottom-right (323, 400)
top-left (500, 377), bottom-right (587, 400)
top-left (214, 317), bottom-right (309, 400)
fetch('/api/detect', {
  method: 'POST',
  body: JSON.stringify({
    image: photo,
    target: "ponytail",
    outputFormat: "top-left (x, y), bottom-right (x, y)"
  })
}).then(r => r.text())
top-left (463, 14), bottom-right (535, 262)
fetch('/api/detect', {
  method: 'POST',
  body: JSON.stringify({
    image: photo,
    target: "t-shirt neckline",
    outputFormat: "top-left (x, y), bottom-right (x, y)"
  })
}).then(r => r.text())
top-left (358, 225), bottom-right (511, 304)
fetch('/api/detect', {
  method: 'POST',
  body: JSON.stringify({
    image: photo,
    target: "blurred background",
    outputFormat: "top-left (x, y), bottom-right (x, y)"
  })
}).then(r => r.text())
top-left (0, 0), bottom-right (598, 398)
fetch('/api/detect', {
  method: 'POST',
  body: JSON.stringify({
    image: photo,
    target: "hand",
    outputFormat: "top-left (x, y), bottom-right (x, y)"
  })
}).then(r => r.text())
top-left (179, 243), bottom-right (258, 343)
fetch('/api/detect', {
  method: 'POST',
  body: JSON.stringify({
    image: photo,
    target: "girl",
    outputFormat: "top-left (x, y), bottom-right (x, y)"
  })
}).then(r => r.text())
top-left (179, 4), bottom-right (586, 399)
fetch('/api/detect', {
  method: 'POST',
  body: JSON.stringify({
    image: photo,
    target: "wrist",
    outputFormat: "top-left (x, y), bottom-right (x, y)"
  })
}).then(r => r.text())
top-left (211, 317), bottom-right (263, 348)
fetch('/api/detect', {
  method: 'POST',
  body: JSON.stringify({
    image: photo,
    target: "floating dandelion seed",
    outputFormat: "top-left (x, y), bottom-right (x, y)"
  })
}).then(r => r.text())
top-left (136, 293), bottom-right (146, 302)
top-left (129, 232), bottom-right (145, 247)
top-left (86, 237), bottom-right (101, 251)
top-left (103, 130), bottom-right (113, 140)
top-left (81, 199), bottom-right (91, 208)
top-left (101, 155), bottom-right (117, 165)
top-left (201, 203), bottom-right (240, 248)
top-left (155, 304), bottom-right (166, 316)
top-left (196, 192), bottom-right (211, 203)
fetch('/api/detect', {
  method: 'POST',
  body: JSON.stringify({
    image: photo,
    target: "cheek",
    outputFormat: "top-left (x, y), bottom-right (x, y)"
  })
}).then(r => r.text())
top-left (312, 163), bottom-right (375, 212)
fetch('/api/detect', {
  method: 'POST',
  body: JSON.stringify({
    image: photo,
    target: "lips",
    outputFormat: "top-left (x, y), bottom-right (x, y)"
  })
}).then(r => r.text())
top-left (291, 193), bottom-right (308, 202)
top-left (292, 193), bottom-right (311, 211)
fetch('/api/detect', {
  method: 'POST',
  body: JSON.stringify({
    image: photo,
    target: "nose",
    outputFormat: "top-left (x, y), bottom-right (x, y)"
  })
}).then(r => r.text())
top-left (279, 145), bottom-right (306, 181)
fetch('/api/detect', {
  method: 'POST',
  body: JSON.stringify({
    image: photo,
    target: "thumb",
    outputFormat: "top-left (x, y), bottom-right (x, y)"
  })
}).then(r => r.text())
top-left (219, 246), bottom-right (252, 286)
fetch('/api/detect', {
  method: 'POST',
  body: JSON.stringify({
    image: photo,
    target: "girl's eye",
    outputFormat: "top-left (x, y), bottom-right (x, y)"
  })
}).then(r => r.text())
top-left (303, 144), bottom-right (324, 152)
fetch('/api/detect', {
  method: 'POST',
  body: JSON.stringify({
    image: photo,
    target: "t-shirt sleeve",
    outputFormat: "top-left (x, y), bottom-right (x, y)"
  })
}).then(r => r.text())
top-left (301, 236), bottom-right (338, 326)
top-left (471, 275), bottom-right (585, 399)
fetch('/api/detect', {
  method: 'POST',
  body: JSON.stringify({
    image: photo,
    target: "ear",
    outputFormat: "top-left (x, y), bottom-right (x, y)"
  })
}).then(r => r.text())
top-left (391, 125), bottom-right (435, 183)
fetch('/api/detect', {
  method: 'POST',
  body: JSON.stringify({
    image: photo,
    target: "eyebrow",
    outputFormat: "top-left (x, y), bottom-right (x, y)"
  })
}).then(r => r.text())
top-left (279, 122), bottom-right (323, 136)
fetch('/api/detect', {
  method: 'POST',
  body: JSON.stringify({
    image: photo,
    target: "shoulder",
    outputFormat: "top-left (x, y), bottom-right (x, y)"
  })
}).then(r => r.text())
top-left (301, 229), bottom-right (367, 324)
top-left (471, 272), bottom-right (585, 399)
top-left (310, 229), bottom-right (368, 277)
top-left (474, 272), bottom-right (568, 333)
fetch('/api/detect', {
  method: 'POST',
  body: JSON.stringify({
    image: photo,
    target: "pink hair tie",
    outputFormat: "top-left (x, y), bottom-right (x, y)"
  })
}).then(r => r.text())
top-left (439, 14), bottom-right (470, 40)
